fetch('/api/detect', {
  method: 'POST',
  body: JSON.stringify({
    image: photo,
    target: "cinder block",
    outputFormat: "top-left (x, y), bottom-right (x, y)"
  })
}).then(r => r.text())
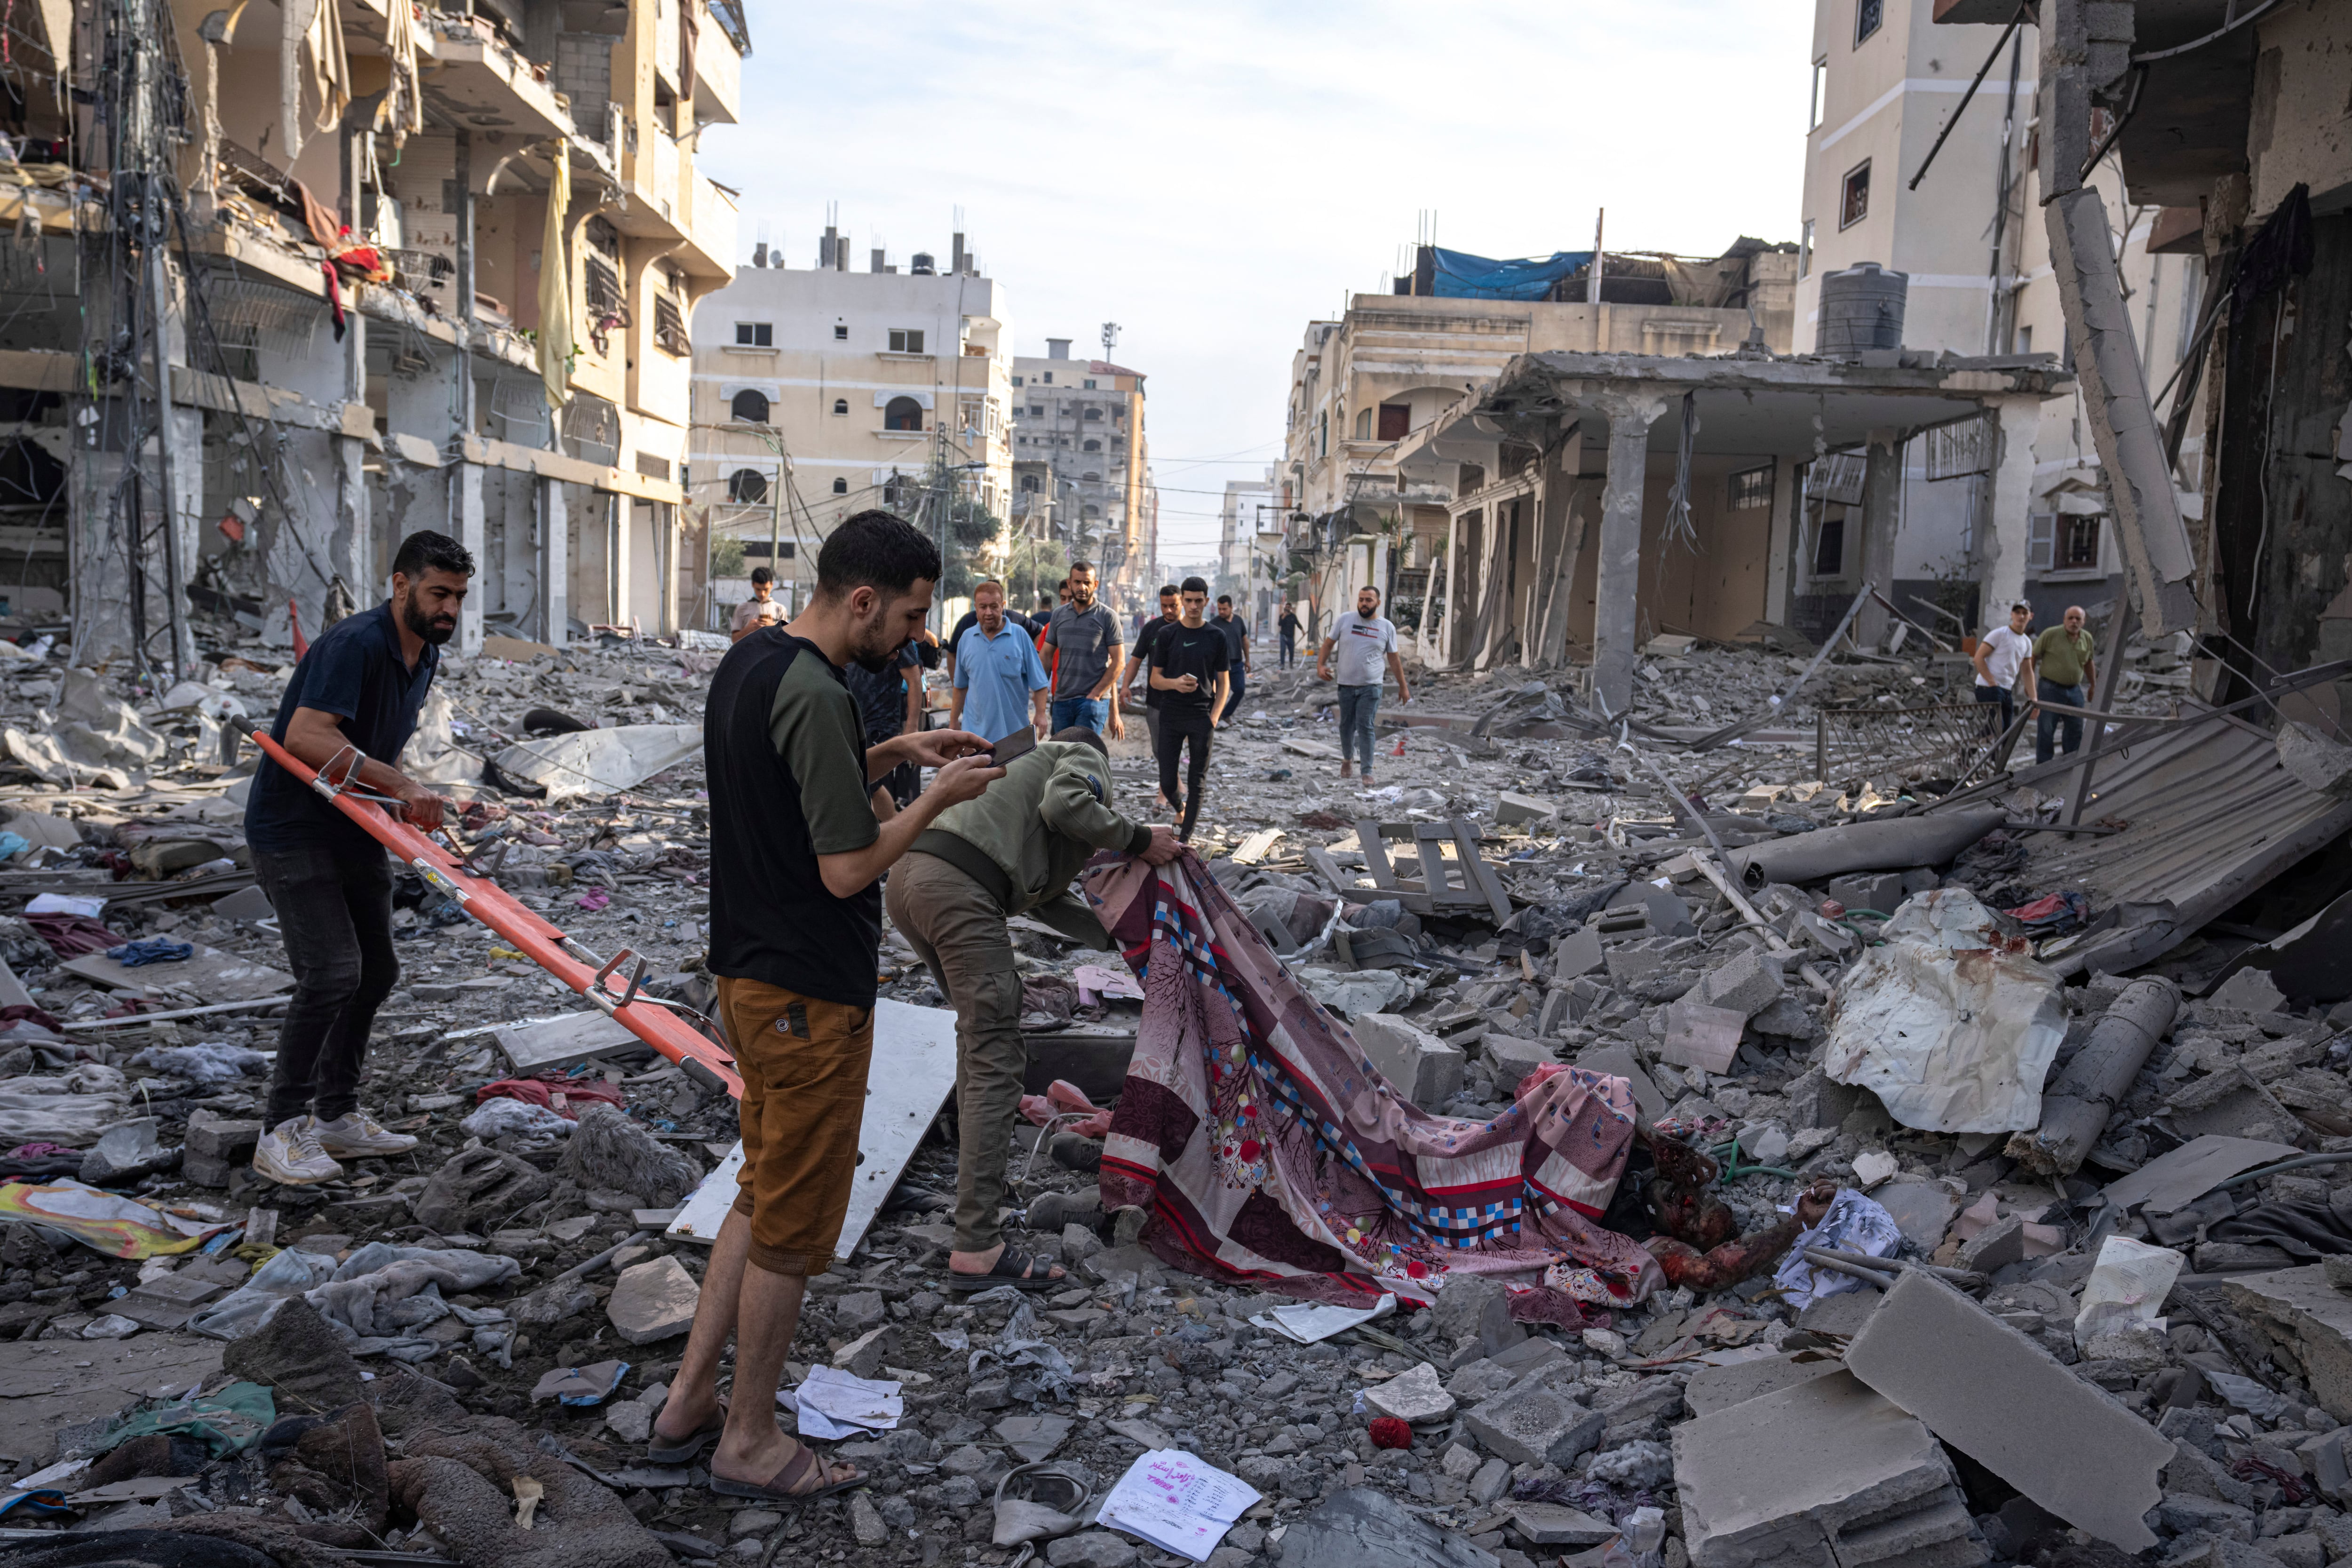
top-left (1693, 950), bottom-right (1785, 1019)
top-left (1827, 872), bottom-right (1905, 916)
top-left (185, 1109), bottom-right (261, 1161)
top-left (1497, 792), bottom-right (1557, 826)
top-left (1464, 1380), bottom-right (1605, 1467)
top-left (1351, 1012), bottom-right (1466, 1111)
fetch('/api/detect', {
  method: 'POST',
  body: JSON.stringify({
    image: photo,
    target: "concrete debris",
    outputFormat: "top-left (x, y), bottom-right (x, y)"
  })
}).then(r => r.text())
top-left (1844, 1271), bottom-right (2172, 1552)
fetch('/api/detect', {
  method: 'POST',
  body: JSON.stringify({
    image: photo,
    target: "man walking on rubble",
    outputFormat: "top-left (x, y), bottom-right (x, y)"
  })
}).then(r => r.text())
top-left (1278, 601), bottom-right (1301, 669)
top-left (1041, 559), bottom-right (1124, 741)
top-left (886, 729), bottom-right (1179, 1290)
top-left (2033, 603), bottom-right (2098, 766)
top-left (244, 529), bottom-right (471, 1186)
top-left (951, 580), bottom-right (1051, 745)
top-left (1122, 582), bottom-right (1180, 804)
top-left (1151, 576), bottom-right (1231, 842)
top-left (1971, 600), bottom-right (2034, 737)
top-left (652, 509), bottom-right (1000, 1504)
top-left (1317, 584), bottom-right (1410, 786)
top-left (1213, 593), bottom-right (1251, 728)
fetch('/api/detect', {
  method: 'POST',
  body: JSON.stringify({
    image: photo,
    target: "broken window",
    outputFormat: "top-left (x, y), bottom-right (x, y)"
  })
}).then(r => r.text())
top-left (888, 328), bottom-right (925, 354)
top-left (1813, 508), bottom-right (1846, 576)
top-left (584, 256), bottom-right (623, 318)
top-left (728, 468), bottom-right (768, 504)
top-left (1728, 464), bottom-right (1774, 510)
top-left (1378, 404), bottom-right (1411, 441)
top-left (1457, 463), bottom-right (1485, 495)
top-left (1840, 160), bottom-right (1871, 230)
top-left (730, 389), bottom-right (770, 423)
top-left (653, 295), bottom-right (688, 357)
top-left (2062, 515), bottom-right (2103, 570)
top-left (1854, 0), bottom-right (1881, 45)
top-left (884, 396), bottom-right (923, 431)
top-left (1083, 407), bottom-right (1104, 421)
top-left (2026, 512), bottom-right (2057, 571)
top-left (734, 322), bottom-right (772, 347)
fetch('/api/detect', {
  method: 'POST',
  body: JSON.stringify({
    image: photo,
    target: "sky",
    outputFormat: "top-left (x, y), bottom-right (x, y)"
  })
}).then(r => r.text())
top-left (700, 1), bottom-right (1818, 568)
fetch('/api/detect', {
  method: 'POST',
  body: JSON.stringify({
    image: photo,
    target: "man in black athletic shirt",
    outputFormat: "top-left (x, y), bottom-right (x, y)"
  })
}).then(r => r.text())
top-left (1149, 577), bottom-right (1229, 842)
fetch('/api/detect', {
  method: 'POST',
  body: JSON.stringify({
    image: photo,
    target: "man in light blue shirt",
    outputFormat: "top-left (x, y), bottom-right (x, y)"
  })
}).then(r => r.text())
top-left (950, 580), bottom-right (1049, 745)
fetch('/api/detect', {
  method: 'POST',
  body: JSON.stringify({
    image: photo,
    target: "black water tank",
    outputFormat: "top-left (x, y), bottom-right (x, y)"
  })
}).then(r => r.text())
top-left (1818, 262), bottom-right (1908, 358)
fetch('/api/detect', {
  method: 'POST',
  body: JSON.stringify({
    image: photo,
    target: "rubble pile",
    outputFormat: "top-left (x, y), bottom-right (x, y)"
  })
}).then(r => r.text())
top-left (0, 623), bottom-right (2346, 1568)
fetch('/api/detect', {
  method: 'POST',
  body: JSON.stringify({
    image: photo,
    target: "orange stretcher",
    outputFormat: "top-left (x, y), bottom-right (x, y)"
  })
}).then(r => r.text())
top-left (240, 722), bottom-right (744, 1098)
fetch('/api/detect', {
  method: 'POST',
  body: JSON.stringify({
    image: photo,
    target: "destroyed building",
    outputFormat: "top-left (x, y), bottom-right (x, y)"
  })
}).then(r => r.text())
top-left (0, 0), bottom-right (744, 666)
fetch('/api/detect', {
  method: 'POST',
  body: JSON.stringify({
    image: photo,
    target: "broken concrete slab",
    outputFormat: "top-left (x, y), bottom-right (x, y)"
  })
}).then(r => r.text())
top-left (1659, 999), bottom-right (1745, 1075)
top-left (59, 942), bottom-right (294, 1004)
top-left (1351, 1012), bottom-right (1466, 1112)
top-left (1871, 1181), bottom-right (1963, 1254)
top-left (1683, 1349), bottom-right (1849, 1416)
top-left (1843, 1269), bottom-right (2170, 1552)
top-left (2162, 1066), bottom-right (2308, 1149)
top-left (1462, 1377), bottom-right (1604, 1467)
top-left (2218, 1266), bottom-right (2352, 1424)
top-left (1505, 1501), bottom-right (1616, 1547)
top-left (605, 1255), bottom-right (700, 1345)
top-left (1673, 1367), bottom-right (1981, 1568)
top-left (494, 1010), bottom-right (648, 1075)
top-left (1277, 1486), bottom-right (1501, 1568)
top-left (1496, 792), bottom-right (1557, 826)
top-left (0, 1334), bottom-right (225, 1467)
top-left (1361, 1361), bottom-right (1454, 1424)
top-left (2099, 1135), bottom-right (2302, 1217)
top-left (1692, 950), bottom-right (1785, 1018)
top-left (1551, 926), bottom-right (1605, 982)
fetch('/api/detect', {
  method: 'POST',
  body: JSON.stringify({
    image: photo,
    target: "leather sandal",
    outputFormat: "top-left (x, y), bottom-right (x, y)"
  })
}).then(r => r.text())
top-left (647, 1397), bottom-right (727, 1465)
top-left (709, 1440), bottom-right (863, 1504)
top-left (944, 1245), bottom-right (1065, 1292)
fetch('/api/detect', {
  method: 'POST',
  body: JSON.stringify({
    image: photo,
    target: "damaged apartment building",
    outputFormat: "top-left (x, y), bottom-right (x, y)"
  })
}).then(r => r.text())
top-left (0, 0), bottom-right (743, 669)
top-left (1278, 238), bottom-right (1797, 639)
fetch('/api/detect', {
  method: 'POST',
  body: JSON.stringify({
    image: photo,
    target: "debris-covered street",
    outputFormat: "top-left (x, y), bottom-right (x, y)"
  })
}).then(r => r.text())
top-left (10, 603), bottom-right (2352, 1568)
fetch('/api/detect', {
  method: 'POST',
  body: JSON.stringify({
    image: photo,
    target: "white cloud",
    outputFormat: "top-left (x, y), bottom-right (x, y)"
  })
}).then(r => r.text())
top-left (703, 1), bottom-right (1814, 557)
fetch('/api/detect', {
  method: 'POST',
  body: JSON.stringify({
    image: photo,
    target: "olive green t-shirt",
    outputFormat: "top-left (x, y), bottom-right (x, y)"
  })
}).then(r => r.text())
top-left (769, 651), bottom-right (881, 857)
top-left (2034, 626), bottom-right (2094, 688)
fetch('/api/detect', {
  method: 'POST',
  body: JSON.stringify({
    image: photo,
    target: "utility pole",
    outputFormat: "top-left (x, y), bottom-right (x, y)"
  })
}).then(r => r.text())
top-left (146, 211), bottom-right (192, 677)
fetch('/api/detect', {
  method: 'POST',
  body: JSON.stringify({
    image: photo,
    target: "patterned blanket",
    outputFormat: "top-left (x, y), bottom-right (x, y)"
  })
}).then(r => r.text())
top-left (1081, 854), bottom-right (1664, 1321)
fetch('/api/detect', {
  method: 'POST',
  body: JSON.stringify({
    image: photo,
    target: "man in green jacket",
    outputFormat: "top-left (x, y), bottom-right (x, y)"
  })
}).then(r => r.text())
top-left (884, 729), bottom-right (1179, 1290)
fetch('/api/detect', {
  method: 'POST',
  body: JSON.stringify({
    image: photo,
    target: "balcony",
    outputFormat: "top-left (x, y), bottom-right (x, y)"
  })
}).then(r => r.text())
top-left (421, 12), bottom-right (575, 140)
top-left (608, 123), bottom-right (734, 279)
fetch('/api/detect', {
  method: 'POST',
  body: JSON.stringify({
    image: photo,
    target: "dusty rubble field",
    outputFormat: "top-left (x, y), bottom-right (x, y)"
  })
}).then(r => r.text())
top-left (0, 628), bottom-right (2347, 1568)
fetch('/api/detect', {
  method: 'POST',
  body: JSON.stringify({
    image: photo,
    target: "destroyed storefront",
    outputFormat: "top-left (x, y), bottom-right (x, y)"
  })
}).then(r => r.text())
top-left (1394, 350), bottom-right (2069, 708)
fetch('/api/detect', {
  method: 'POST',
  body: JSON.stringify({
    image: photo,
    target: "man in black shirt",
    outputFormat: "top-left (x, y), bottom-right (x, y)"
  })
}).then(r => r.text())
top-left (1213, 594), bottom-right (1250, 728)
top-left (842, 640), bottom-right (924, 814)
top-left (243, 529), bottom-right (470, 1186)
top-left (656, 510), bottom-right (997, 1503)
top-left (1121, 583), bottom-right (1179, 805)
top-left (1150, 576), bottom-right (1230, 842)
top-left (1278, 603), bottom-right (1302, 668)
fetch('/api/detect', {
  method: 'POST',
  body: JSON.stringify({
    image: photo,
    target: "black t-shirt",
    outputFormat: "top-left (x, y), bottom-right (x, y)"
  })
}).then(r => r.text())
top-left (245, 602), bottom-right (438, 854)
top-left (842, 642), bottom-right (920, 745)
top-left (1131, 617), bottom-right (1176, 709)
top-left (1213, 613), bottom-right (1249, 670)
top-left (1279, 611), bottom-right (1301, 638)
top-left (1152, 621), bottom-right (1231, 714)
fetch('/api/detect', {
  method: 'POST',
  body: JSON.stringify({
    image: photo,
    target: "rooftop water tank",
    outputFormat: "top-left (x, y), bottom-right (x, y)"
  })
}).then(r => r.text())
top-left (1818, 262), bottom-right (1908, 358)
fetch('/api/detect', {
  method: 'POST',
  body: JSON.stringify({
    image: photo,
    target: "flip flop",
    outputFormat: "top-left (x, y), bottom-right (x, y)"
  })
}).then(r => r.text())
top-left (709, 1441), bottom-right (863, 1504)
top-left (943, 1245), bottom-right (1066, 1293)
top-left (647, 1397), bottom-right (728, 1465)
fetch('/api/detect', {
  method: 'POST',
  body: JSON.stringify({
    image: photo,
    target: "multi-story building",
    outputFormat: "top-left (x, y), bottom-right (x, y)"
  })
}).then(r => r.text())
top-left (1218, 472), bottom-right (1279, 632)
top-left (1279, 239), bottom-right (1796, 636)
top-left (1008, 342), bottom-right (1152, 596)
top-left (1794, 0), bottom-right (2204, 628)
top-left (688, 234), bottom-right (1014, 623)
top-left (0, 0), bottom-right (743, 662)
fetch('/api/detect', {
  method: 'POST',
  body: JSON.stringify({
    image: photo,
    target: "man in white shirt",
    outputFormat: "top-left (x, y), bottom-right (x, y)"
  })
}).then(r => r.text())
top-left (1316, 585), bottom-right (1411, 784)
top-left (1971, 601), bottom-right (2034, 735)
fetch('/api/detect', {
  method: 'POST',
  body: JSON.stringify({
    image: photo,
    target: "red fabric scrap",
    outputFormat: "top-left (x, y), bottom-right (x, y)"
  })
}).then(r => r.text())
top-left (1367, 1417), bottom-right (1412, 1450)
top-left (25, 913), bottom-right (124, 958)
top-left (476, 1075), bottom-right (625, 1121)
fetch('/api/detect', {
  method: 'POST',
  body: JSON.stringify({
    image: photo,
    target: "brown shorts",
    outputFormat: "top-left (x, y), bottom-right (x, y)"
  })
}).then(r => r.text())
top-left (718, 975), bottom-right (874, 1278)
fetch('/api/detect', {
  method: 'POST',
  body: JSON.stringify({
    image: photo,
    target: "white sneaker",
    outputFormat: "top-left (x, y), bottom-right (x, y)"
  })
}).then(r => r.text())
top-left (312, 1111), bottom-right (419, 1158)
top-left (253, 1117), bottom-right (344, 1185)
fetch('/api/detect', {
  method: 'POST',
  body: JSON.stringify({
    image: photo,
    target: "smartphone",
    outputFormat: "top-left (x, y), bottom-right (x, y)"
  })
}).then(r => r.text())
top-left (989, 727), bottom-right (1039, 766)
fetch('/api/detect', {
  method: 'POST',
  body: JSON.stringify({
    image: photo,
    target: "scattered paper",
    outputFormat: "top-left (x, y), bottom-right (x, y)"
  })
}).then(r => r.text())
top-left (779, 1364), bottom-right (902, 1440)
top-left (1250, 1292), bottom-right (1395, 1345)
top-left (1097, 1449), bottom-right (1261, 1562)
top-left (25, 893), bottom-right (105, 918)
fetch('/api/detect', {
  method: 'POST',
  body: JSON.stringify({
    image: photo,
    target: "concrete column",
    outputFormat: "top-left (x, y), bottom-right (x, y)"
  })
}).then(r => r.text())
top-left (1985, 396), bottom-right (2041, 622)
top-left (1854, 430), bottom-right (1902, 650)
top-left (1591, 391), bottom-right (1668, 717)
top-left (163, 403), bottom-right (202, 674)
top-left (538, 478), bottom-right (568, 643)
top-left (1764, 457), bottom-right (1797, 625)
top-left (453, 461), bottom-right (485, 653)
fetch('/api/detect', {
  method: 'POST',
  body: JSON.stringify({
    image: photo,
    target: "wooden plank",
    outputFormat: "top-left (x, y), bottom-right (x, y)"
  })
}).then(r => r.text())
top-left (1415, 824), bottom-right (1483, 910)
top-left (1354, 818), bottom-right (1401, 891)
top-left (1303, 845), bottom-right (1352, 895)
top-left (1454, 819), bottom-right (1515, 924)
top-left (1231, 828), bottom-right (1281, 865)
